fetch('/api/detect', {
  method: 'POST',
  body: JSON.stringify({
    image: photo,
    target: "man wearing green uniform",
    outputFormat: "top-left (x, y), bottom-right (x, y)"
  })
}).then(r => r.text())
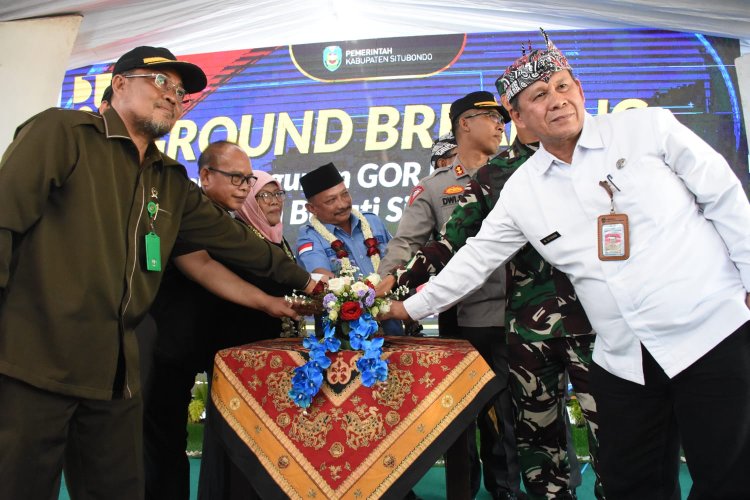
top-left (0, 46), bottom-right (314, 500)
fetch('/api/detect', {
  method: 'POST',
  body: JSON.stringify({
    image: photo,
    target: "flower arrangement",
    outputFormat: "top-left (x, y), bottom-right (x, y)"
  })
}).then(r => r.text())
top-left (287, 266), bottom-right (406, 409)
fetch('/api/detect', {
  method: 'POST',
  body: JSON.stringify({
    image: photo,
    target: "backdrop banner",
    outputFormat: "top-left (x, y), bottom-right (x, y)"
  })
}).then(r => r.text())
top-left (60, 28), bottom-right (748, 242)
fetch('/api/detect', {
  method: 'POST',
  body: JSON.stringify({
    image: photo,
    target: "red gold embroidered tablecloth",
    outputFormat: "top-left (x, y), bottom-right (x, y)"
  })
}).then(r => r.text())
top-left (202, 336), bottom-right (501, 499)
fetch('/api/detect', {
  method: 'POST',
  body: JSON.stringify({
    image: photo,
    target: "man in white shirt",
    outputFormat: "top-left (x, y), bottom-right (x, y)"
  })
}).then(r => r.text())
top-left (384, 29), bottom-right (750, 499)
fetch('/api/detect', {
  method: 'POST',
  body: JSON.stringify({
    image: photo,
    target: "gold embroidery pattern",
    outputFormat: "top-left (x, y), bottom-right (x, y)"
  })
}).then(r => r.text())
top-left (246, 374), bottom-right (262, 391)
top-left (342, 409), bottom-right (385, 449)
top-left (419, 371), bottom-right (436, 389)
top-left (399, 352), bottom-right (413, 366)
top-left (416, 350), bottom-right (449, 367)
top-left (277, 413), bottom-right (291, 428)
top-left (328, 465), bottom-right (342, 481)
top-left (373, 367), bottom-right (414, 410)
top-left (230, 349), bottom-right (269, 370)
top-left (229, 398), bottom-right (241, 411)
top-left (385, 411), bottom-right (401, 427)
top-left (270, 355), bottom-right (283, 369)
top-left (212, 339), bottom-right (498, 500)
top-left (289, 410), bottom-right (333, 450)
top-left (329, 442), bottom-right (344, 458)
top-left (266, 369), bottom-right (295, 411)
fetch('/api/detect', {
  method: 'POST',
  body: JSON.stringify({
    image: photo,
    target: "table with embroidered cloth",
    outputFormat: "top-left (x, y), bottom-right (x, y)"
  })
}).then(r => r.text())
top-left (199, 336), bottom-right (502, 499)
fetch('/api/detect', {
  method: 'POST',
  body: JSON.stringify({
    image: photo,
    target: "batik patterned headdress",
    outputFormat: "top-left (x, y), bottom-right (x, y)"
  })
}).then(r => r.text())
top-left (495, 28), bottom-right (571, 102)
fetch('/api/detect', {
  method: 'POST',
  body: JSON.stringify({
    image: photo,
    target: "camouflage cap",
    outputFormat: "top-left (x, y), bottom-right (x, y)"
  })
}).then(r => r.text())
top-left (495, 28), bottom-right (571, 102)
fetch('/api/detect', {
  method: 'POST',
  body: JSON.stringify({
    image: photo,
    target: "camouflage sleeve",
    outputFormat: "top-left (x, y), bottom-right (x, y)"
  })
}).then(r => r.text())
top-left (395, 240), bottom-right (454, 289)
top-left (440, 178), bottom-right (493, 252)
top-left (395, 178), bottom-right (493, 290)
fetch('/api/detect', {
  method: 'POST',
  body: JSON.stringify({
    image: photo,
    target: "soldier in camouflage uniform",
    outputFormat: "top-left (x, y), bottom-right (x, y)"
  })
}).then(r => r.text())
top-left (396, 122), bottom-right (605, 499)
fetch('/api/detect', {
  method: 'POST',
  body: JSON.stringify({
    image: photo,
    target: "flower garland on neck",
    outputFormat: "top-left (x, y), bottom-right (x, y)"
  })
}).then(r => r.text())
top-left (309, 208), bottom-right (381, 271)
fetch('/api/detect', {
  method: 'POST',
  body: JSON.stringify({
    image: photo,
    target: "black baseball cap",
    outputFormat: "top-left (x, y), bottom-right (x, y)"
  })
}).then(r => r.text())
top-left (449, 90), bottom-right (510, 126)
top-left (113, 46), bottom-right (207, 94)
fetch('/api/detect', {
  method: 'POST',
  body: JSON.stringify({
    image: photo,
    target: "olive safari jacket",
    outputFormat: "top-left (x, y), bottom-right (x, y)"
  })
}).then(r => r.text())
top-left (0, 107), bottom-right (309, 400)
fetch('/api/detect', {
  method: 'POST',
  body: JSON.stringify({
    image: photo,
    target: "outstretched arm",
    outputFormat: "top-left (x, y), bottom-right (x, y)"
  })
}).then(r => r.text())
top-left (403, 199), bottom-right (527, 320)
top-left (174, 250), bottom-right (299, 319)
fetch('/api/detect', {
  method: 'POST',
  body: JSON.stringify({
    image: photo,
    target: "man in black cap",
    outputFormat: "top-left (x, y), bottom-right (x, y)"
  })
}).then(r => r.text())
top-left (295, 162), bottom-right (403, 334)
top-left (0, 46), bottom-right (316, 500)
top-left (377, 91), bottom-right (523, 499)
top-left (296, 162), bottom-right (392, 278)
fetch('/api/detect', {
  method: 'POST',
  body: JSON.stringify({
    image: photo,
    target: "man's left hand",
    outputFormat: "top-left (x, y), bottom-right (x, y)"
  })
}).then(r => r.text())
top-left (746, 293), bottom-right (750, 309)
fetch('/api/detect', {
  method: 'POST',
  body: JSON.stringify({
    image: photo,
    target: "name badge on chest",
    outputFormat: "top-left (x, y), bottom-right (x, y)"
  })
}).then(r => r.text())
top-left (597, 176), bottom-right (629, 261)
top-left (145, 189), bottom-right (162, 271)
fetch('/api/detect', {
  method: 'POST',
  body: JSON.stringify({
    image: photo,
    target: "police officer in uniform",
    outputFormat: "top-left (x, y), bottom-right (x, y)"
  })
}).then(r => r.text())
top-left (379, 91), bottom-right (522, 499)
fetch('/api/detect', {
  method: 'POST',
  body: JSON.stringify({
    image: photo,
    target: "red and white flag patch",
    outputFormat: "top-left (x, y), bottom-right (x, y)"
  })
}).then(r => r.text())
top-left (297, 242), bottom-right (314, 255)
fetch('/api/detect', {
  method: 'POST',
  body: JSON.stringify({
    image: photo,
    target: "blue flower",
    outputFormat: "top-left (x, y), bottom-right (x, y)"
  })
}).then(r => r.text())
top-left (360, 337), bottom-right (384, 354)
top-left (295, 362), bottom-right (324, 387)
top-left (309, 348), bottom-right (332, 371)
top-left (302, 334), bottom-right (319, 350)
top-left (357, 357), bottom-right (389, 387)
top-left (322, 335), bottom-right (341, 352)
top-left (288, 388), bottom-right (313, 408)
top-left (288, 361), bottom-right (325, 408)
top-left (352, 315), bottom-right (378, 337)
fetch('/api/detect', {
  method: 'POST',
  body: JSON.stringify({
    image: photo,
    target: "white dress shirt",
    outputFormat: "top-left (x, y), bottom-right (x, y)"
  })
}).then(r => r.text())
top-left (405, 107), bottom-right (750, 384)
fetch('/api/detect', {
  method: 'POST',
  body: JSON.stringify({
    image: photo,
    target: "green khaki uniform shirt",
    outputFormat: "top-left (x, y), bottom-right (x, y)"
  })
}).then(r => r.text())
top-left (0, 107), bottom-right (309, 400)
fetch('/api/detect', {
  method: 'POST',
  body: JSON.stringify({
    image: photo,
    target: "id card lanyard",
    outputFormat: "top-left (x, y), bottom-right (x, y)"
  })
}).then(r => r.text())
top-left (597, 175), bottom-right (629, 261)
top-left (145, 188), bottom-right (162, 271)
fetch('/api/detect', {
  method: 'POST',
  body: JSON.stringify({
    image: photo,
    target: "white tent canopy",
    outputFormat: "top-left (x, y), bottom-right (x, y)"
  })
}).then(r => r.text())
top-left (2, 0), bottom-right (749, 69)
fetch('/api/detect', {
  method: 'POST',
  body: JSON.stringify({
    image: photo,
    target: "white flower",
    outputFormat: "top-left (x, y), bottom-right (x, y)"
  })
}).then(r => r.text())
top-left (329, 309), bottom-right (338, 321)
top-left (328, 277), bottom-right (346, 294)
top-left (366, 273), bottom-right (381, 286)
top-left (370, 306), bottom-right (379, 317)
top-left (351, 281), bottom-right (370, 295)
top-left (379, 301), bottom-right (391, 314)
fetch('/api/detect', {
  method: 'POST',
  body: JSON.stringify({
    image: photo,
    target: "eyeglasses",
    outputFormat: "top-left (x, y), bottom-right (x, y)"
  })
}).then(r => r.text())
top-left (206, 167), bottom-right (257, 187)
top-left (123, 73), bottom-right (190, 104)
top-left (255, 190), bottom-right (287, 203)
top-left (463, 111), bottom-right (504, 124)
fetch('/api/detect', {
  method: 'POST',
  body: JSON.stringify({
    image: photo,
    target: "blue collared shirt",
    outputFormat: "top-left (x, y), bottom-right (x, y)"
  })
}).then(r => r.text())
top-left (296, 212), bottom-right (391, 276)
top-left (296, 211), bottom-right (402, 335)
